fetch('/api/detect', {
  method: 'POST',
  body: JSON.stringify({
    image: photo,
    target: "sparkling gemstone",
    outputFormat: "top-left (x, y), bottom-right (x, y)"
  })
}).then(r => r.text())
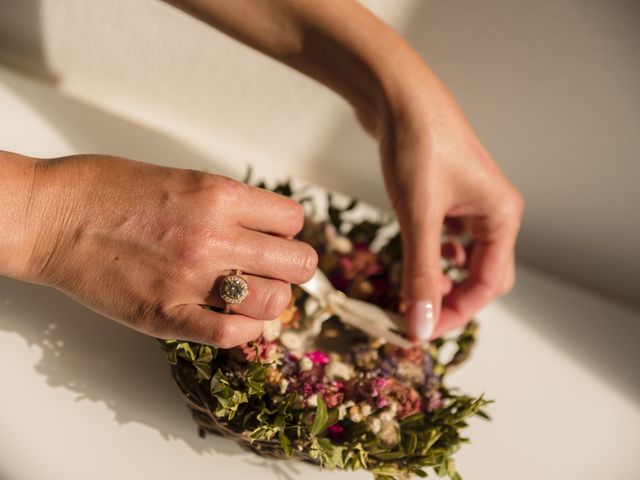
top-left (219, 275), bottom-right (249, 304)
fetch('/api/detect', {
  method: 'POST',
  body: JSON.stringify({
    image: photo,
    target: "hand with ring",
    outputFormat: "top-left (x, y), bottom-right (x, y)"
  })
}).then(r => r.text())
top-left (2, 153), bottom-right (317, 348)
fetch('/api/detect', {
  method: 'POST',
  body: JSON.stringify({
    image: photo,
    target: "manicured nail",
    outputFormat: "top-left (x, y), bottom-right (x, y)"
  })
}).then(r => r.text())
top-left (407, 300), bottom-right (438, 342)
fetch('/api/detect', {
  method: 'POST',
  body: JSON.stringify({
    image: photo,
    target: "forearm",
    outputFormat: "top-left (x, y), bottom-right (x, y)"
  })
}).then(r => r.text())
top-left (165, 0), bottom-right (439, 136)
top-left (0, 151), bottom-right (37, 279)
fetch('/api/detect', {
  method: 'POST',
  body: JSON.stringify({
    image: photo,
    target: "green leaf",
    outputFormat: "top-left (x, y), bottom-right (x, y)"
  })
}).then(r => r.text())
top-left (275, 415), bottom-right (293, 457)
top-left (371, 450), bottom-right (406, 461)
top-left (310, 395), bottom-right (329, 435)
top-left (405, 432), bottom-right (418, 455)
top-left (193, 361), bottom-right (212, 381)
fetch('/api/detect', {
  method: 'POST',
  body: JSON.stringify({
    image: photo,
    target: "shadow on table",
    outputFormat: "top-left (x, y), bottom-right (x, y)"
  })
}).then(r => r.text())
top-left (500, 266), bottom-right (640, 406)
top-left (0, 276), bottom-right (301, 480)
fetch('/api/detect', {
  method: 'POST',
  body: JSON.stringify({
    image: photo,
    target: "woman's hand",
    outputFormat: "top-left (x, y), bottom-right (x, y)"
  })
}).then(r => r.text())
top-left (12, 154), bottom-right (317, 347)
top-left (163, 0), bottom-right (523, 342)
top-left (372, 77), bottom-right (524, 341)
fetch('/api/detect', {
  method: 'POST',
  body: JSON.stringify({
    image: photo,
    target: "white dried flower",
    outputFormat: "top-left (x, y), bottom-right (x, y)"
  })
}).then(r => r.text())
top-left (378, 420), bottom-right (400, 447)
top-left (299, 356), bottom-right (314, 372)
top-left (387, 400), bottom-right (399, 416)
top-left (279, 378), bottom-right (289, 395)
top-left (367, 416), bottom-right (382, 434)
top-left (280, 331), bottom-right (304, 355)
top-left (307, 393), bottom-right (318, 407)
top-left (359, 403), bottom-right (373, 417)
top-left (262, 319), bottom-right (281, 341)
top-left (378, 410), bottom-right (394, 422)
top-left (265, 346), bottom-right (282, 363)
top-left (329, 234), bottom-right (353, 254)
top-left (337, 404), bottom-right (348, 420)
top-left (326, 360), bottom-right (353, 381)
top-left (397, 360), bottom-right (424, 383)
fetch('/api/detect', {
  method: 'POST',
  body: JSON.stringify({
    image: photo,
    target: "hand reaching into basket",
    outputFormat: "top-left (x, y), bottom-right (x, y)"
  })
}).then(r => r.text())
top-left (0, 152), bottom-right (317, 347)
top-left (166, 0), bottom-right (524, 341)
top-left (0, 1), bottom-right (523, 349)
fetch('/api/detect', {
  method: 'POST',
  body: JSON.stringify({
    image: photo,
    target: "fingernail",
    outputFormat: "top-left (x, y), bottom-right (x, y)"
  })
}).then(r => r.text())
top-left (407, 300), bottom-right (438, 342)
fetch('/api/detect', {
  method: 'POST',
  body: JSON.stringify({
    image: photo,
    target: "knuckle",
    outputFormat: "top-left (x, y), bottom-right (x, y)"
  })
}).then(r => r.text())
top-left (261, 285), bottom-right (292, 320)
top-left (210, 320), bottom-right (240, 349)
top-left (208, 175), bottom-right (249, 206)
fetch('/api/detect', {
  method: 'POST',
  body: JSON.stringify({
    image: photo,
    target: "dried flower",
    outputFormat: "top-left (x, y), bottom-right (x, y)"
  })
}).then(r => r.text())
top-left (326, 360), bottom-right (353, 381)
top-left (262, 319), bottom-right (282, 341)
top-left (299, 356), bottom-right (314, 372)
top-left (359, 402), bottom-right (373, 417)
top-left (366, 416), bottom-right (382, 434)
top-left (381, 379), bottom-right (422, 419)
top-left (348, 405), bottom-right (363, 423)
top-left (306, 350), bottom-right (330, 365)
top-left (378, 420), bottom-right (400, 447)
top-left (326, 423), bottom-right (345, 441)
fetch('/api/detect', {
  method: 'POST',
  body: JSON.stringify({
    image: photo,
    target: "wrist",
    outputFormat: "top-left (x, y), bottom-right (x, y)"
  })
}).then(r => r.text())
top-left (317, 25), bottom-right (442, 140)
top-left (0, 151), bottom-right (39, 279)
top-left (17, 156), bottom-right (89, 285)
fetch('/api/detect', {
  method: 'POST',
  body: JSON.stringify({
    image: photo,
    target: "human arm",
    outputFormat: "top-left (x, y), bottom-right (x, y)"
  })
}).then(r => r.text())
top-left (164, 0), bottom-right (524, 339)
top-left (0, 150), bottom-right (317, 347)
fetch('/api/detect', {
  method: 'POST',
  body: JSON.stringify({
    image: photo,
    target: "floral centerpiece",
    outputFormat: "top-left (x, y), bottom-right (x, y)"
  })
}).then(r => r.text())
top-left (159, 178), bottom-right (489, 480)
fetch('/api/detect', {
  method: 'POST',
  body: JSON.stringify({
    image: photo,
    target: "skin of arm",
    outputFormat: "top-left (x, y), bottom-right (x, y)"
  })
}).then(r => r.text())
top-left (0, 151), bottom-right (37, 279)
top-left (165, 0), bottom-right (524, 340)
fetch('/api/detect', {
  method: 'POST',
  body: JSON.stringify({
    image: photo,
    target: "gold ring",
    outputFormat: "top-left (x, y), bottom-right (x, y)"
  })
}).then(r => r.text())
top-left (219, 269), bottom-right (249, 313)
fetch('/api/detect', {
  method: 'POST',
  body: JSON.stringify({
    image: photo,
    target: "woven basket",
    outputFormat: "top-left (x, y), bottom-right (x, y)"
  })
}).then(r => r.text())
top-left (169, 320), bottom-right (478, 464)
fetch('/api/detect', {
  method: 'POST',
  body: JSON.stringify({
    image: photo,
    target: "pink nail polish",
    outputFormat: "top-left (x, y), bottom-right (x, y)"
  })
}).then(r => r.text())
top-left (408, 300), bottom-right (438, 341)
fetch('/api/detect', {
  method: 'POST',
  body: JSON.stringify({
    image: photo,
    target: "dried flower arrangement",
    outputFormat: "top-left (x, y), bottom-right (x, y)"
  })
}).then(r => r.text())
top-left (159, 178), bottom-right (490, 480)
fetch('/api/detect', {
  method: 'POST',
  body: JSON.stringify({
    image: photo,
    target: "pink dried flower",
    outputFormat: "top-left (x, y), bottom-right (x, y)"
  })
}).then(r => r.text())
top-left (318, 382), bottom-right (345, 408)
top-left (374, 378), bottom-right (387, 388)
top-left (301, 383), bottom-right (314, 397)
top-left (305, 350), bottom-right (330, 365)
top-left (381, 379), bottom-right (422, 419)
top-left (323, 390), bottom-right (344, 408)
top-left (333, 380), bottom-right (346, 391)
top-left (237, 336), bottom-right (274, 362)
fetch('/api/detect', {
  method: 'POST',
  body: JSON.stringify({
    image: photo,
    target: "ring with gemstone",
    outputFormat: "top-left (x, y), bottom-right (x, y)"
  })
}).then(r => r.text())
top-left (219, 269), bottom-right (249, 313)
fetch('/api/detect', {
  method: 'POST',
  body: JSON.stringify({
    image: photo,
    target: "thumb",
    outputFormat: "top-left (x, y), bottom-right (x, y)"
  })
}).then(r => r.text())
top-left (401, 213), bottom-right (444, 342)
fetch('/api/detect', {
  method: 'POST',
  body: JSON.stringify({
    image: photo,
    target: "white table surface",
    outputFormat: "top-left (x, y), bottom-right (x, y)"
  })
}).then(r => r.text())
top-left (1, 66), bottom-right (639, 480)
